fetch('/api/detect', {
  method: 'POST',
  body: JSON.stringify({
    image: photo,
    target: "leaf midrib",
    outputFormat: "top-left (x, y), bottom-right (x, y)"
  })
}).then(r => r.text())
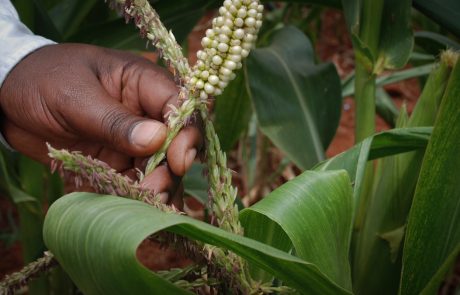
top-left (266, 47), bottom-right (324, 162)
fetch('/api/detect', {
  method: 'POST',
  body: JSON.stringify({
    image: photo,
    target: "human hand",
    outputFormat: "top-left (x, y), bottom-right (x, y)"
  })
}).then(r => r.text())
top-left (0, 43), bottom-right (202, 209)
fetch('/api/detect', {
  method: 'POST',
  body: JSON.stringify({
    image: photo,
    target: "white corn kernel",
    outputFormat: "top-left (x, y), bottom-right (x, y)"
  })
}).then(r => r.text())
top-left (220, 67), bottom-right (232, 77)
top-left (230, 45), bottom-right (242, 55)
top-left (233, 29), bottom-right (245, 39)
top-left (237, 8), bottom-right (247, 18)
top-left (224, 60), bottom-right (237, 70)
top-left (200, 70), bottom-right (210, 79)
top-left (208, 75), bottom-right (220, 85)
top-left (217, 42), bottom-right (229, 53)
top-left (201, 37), bottom-right (211, 47)
top-left (204, 83), bottom-right (215, 94)
top-left (200, 90), bottom-right (208, 100)
top-left (196, 79), bottom-right (204, 89)
top-left (245, 17), bottom-right (256, 27)
top-left (234, 18), bottom-right (244, 27)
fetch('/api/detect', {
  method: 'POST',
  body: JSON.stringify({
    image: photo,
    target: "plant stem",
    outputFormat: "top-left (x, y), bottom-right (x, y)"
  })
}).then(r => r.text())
top-left (354, 64), bottom-right (376, 143)
top-left (359, 0), bottom-right (384, 57)
top-left (354, 0), bottom-right (384, 143)
top-left (352, 0), bottom-right (384, 241)
top-left (0, 252), bottom-right (56, 295)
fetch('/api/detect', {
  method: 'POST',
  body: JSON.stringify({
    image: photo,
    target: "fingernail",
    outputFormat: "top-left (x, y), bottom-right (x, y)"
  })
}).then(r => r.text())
top-left (158, 192), bottom-right (169, 203)
top-left (185, 148), bottom-right (197, 169)
top-left (131, 121), bottom-right (165, 148)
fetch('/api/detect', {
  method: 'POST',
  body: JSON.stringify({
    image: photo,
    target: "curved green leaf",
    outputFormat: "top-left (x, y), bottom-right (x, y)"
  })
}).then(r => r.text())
top-left (240, 170), bottom-right (353, 290)
top-left (314, 127), bottom-right (431, 212)
top-left (44, 193), bottom-right (352, 294)
top-left (400, 54), bottom-right (460, 295)
top-left (246, 26), bottom-right (342, 169)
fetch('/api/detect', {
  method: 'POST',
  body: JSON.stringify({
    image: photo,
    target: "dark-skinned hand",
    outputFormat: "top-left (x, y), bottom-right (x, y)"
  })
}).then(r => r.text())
top-left (0, 43), bottom-right (203, 209)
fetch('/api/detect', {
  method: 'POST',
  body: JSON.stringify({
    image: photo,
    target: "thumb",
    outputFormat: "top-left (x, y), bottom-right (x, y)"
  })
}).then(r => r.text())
top-left (61, 85), bottom-right (167, 156)
top-left (128, 119), bottom-right (168, 155)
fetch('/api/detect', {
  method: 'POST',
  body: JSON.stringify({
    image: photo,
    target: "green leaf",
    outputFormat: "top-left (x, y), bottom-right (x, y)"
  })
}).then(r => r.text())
top-left (0, 152), bottom-right (49, 293)
top-left (352, 57), bottom-right (452, 294)
top-left (415, 31), bottom-right (460, 56)
top-left (246, 26), bottom-right (342, 169)
top-left (413, 0), bottom-right (460, 38)
top-left (31, 0), bottom-right (63, 41)
top-left (266, 0), bottom-right (342, 8)
top-left (215, 70), bottom-right (252, 151)
top-left (183, 163), bottom-right (208, 204)
top-left (377, 0), bottom-right (414, 70)
top-left (44, 193), bottom-right (351, 294)
top-left (155, 0), bottom-right (217, 44)
top-left (49, 0), bottom-right (99, 38)
top-left (342, 64), bottom-right (435, 97)
top-left (375, 87), bottom-right (399, 127)
top-left (314, 127), bottom-right (432, 211)
top-left (342, 0), bottom-right (413, 72)
top-left (68, 19), bottom-right (146, 50)
top-left (400, 54), bottom-right (460, 295)
top-left (240, 170), bottom-right (353, 290)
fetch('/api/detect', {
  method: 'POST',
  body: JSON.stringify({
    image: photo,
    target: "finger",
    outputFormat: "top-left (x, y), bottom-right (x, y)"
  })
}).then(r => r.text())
top-left (134, 157), bottom-right (149, 172)
top-left (167, 126), bottom-right (204, 176)
top-left (100, 54), bottom-right (180, 122)
top-left (2, 121), bottom-right (50, 163)
top-left (140, 164), bottom-right (180, 203)
top-left (121, 168), bottom-right (138, 182)
top-left (97, 148), bottom-right (132, 172)
top-left (59, 81), bottom-right (167, 157)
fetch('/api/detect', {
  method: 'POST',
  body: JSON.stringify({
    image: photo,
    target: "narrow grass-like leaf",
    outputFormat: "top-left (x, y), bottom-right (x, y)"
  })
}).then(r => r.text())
top-left (341, 64), bottom-right (434, 97)
top-left (415, 31), bottom-right (460, 55)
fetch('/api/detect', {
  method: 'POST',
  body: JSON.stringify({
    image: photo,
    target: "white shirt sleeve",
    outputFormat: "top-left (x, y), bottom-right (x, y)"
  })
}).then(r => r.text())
top-left (0, 0), bottom-right (56, 151)
top-left (0, 0), bottom-right (56, 88)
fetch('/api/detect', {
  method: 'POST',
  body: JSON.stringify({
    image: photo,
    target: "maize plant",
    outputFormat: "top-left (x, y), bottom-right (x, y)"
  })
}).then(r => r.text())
top-left (1, 0), bottom-right (460, 294)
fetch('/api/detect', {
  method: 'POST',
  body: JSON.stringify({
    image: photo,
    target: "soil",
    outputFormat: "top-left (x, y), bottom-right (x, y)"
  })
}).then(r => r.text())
top-left (0, 6), bottom-right (457, 295)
